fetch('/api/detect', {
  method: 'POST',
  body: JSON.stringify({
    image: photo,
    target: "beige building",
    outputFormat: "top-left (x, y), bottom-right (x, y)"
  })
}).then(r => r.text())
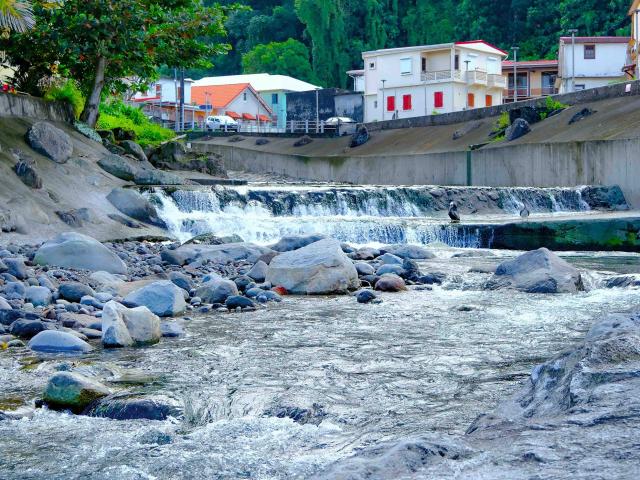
top-left (502, 60), bottom-right (558, 102)
top-left (626, 0), bottom-right (640, 79)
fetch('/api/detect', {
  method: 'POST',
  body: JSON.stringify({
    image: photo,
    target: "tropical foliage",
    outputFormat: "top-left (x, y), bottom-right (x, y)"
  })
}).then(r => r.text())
top-left (97, 101), bottom-right (175, 147)
top-left (0, 0), bottom-right (34, 33)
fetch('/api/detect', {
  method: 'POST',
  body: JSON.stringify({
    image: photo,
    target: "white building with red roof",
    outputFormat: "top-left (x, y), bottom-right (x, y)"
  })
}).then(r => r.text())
top-left (190, 83), bottom-right (273, 127)
top-left (361, 40), bottom-right (508, 122)
top-left (557, 36), bottom-right (631, 93)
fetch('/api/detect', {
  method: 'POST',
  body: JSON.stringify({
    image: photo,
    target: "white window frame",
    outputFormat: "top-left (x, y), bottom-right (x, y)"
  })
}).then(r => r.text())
top-left (400, 57), bottom-right (412, 76)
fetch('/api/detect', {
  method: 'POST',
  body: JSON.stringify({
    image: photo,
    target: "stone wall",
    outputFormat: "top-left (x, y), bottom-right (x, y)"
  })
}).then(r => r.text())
top-left (0, 92), bottom-right (74, 123)
top-left (366, 80), bottom-right (640, 131)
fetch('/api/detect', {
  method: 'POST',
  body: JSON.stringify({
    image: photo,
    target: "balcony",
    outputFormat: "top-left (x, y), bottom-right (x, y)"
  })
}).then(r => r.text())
top-left (466, 69), bottom-right (487, 85)
top-left (420, 70), bottom-right (464, 83)
top-left (487, 74), bottom-right (507, 89)
top-left (503, 86), bottom-right (558, 100)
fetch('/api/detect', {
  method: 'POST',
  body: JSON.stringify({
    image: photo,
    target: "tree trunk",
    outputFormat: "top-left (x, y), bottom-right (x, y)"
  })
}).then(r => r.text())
top-left (80, 56), bottom-right (107, 128)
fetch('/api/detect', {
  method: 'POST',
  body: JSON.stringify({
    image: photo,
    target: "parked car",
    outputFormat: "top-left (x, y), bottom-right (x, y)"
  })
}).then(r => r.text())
top-left (206, 115), bottom-right (239, 132)
top-left (325, 117), bottom-right (357, 136)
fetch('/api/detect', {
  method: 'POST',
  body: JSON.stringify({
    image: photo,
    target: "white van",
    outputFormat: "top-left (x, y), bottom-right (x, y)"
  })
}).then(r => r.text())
top-left (205, 115), bottom-right (239, 132)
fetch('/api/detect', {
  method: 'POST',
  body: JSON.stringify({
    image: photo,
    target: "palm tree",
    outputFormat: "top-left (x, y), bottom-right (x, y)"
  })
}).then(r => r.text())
top-left (0, 0), bottom-right (35, 33)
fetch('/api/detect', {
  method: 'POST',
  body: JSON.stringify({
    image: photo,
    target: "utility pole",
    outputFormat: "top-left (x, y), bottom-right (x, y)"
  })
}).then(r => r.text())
top-left (464, 60), bottom-right (471, 109)
top-left (174, 68), bottom-right (179, 132)
top-left (511, 46), bottom-right (519, 102)
top-left (381, 79), bottom-right (386, 121)
top-left (568, 29), bottom-right (578, 92)
top-left (635, 10), bottom-right (640, 80)
top-left (179, 68), bottom-right (185, 132)
top-left (315, 87), bottom-right (320, 133)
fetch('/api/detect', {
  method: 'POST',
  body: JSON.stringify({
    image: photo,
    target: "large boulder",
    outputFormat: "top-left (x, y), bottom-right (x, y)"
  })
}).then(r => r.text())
top-left (106, 188), bottom-right (166, 228)
top-left (375, 274), bottom-right (407, 292)
top-left (266, 238), bottom-right (359, 294)
top-left (195, 277), bottom-right (238, 304)
top-left (97, 153), bottom-right (141, 181)
top-left (123, 280), bottom-right (186, 317)
top-left (133, 169), bottom-right (184, 186)
top-left (28, 330), bottom-right (93, 354)
top-left (120, 140), bottom-right (148, 162)
top-left (34, 232), bottom-right (127, 275)
top-left (505, 118), bottom-right (531, 141)
top-left (101, 300), bottom-right (161, 346)
top-left (42, 372), bottom-right (111, 411)
top-left (86, 394), bottom-right (182, 421)
top-left (247, 260), bottom-right (268, 283)
top-left (485, 248), bottom-right (584, 293)
top-left (26, 122), bottom-right (73, 163)
top-left (271, 234), bottom-right (326, 252)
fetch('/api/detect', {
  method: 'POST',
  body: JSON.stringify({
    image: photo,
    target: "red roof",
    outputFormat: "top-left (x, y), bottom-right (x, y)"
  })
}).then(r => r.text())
top-left (257, 114), bottom-right (271, 122)
top-left (242, 113), bottom-right (256, 120)
top-left (455, 40), bottom-right (509, 56)
top-left (226, 110), bottom-right (241, 119)
top-left (191, 83), bottom-right (249, 108)
top-left (502, 60), bottom-right (558, 70)
top-left (559, 36), bottom-right (631, 44)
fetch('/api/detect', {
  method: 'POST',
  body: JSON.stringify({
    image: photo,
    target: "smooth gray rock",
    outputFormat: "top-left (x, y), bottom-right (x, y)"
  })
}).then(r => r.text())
top-left (225, 295), bottom-right (255, 310)
top-left (4, 258), bottom-right (28, 280)
top-left (43, 372), bottom-right (110, 410)
top-left (101, 301), bottom-right (134, 348)
top-left (353, 247), bottom-right (381, 260)
top-left (14, 160), bottom-right (43, 189)
top-left (505, 118), bottom-right (531, 141)
top-left (25, 286), bottom-right (52, 307)
top-left (376, 264), bottom-right (405, 276)
top-left (120, 140), bottom-right (148, 162)
top-left (89, 271), bottom-right (125, 294)
top-left (133, 169), bottom-right (184, 186)
top-left (10, 319), bottom-right (48, 338)
top-left (124, 281), bottom-right (186, 317)
top-left (247, 260), bottom-right (268, 283)
top-left (355, 262), bottom-right (375, 276)
top-left (26, 122), bottom-right (73, 163)
top-left (169, 271), bottom-right (193, 292)
top-left (28, 330), bottom-right (93, 354)
top-left (266, 238), bottom-right (360, 295)
top-left (172, 243), bottom-right (273, 266)
top-left (106, 188), bottom-right (166, 228)
top-left (59, 282), bottom-right (96, 303)
top-left (270, 234), bottom-right (326, 252)
top-left (0, 297), bottom-right (11, 310)
top-left (34, 232), bottom-right (127, 275)
top-left (356, 289), bottom-right (378, 304)
top-left (486, 248), bottom-right (584, 293)
top-left (195, 278), bottom-right (238, 304)
top-left (375, 274), bottom-right (407, 292)
top-left (377, 253), bottom-right (404, 265)
top-left (101, 301), bottom-right (160, 345)
top-left (3, 281), bottom-right (26, 299)
top-left (86, 394), bottom-right (182, 420)
top-left (381, 244), bottom-right (436, 260)
top-left (97, 153), bottom-right (141, 181)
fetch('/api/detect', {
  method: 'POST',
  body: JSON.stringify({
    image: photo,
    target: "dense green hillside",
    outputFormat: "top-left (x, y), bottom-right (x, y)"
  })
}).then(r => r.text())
top-left (193, 0), bottom-right (631, 88)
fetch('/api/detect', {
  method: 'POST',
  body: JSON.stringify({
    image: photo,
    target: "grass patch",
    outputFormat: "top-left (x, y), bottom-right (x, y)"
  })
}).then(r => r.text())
top-left (97, 101), bottom-right (176, 148)
top-left (44, 79), bottom-right (85, 119)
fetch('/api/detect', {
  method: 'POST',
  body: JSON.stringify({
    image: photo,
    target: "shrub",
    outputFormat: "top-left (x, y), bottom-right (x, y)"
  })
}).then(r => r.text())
top-left (544, 96), bottom-right (568, 112)
top-left (97, 101), bottom-right (175, 147)
top-left (497, 111), bottom-right (510, 130)
top-left (44, 79), bottom-right (85, 119)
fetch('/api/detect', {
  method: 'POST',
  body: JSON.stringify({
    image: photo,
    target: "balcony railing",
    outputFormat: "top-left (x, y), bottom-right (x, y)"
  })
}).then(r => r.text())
top-left (503, 86), bottom-right (558, 99)
top-left (420, 70), bottom-right (464, 83)
top-left (466, 69), bottom-right (487, 85)
top-left (487, 74), bottom-right (507, 88)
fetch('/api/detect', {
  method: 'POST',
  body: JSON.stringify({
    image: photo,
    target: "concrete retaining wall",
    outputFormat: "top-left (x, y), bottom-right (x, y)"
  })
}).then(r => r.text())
top-left (194, 137), bottom-right (640, 208)
top-left (367, 80), bottom-right (640, 131)
top-left (0, 92), bottom-right (74, 123)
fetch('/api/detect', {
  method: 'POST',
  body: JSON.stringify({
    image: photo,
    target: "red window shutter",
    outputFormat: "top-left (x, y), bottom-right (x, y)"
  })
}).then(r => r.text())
top-left (485, 95), bottom-right (492, 107)
top-left (468, 93), bottom-right (475, 108)
top-left (434, 91), bottom-right (444, 108)
top-left (402, 94), bottom-right (412, 110)
top-left (387, 95), bottom-right (395, 111)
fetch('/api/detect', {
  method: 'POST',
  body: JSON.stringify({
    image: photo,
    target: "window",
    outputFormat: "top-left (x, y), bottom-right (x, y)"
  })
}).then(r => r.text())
top-left (434, 91), bottom-right (444, 108)
top-left (454, 54), bottom-right (459, 70)
top-left (467, 93), bottom-right (475, 108)
top-left (243, 92), bottom-right (247, 101)
top-left (155, 84), bottom-right (162, 97)
top-left (575, 84), bottom-right (586, 91)
top-left (374, 100), bottom-right (378, 108)
top-left (271, 93), bottom-right (278, 104)
top-left (584, 45), bottom-right (595, 60)
top-left (402, 94), bottom-right (412, 110)
top-left (369, 61), bottom-right (376, 70)
top-left (485, 95), bottom-right (493, 107)
top-left (421, 57), bottom-right (427, 72)
top-left (400, 58), bottom-right (412, 75)
top-left (387, 95), bottom-right (395, 112)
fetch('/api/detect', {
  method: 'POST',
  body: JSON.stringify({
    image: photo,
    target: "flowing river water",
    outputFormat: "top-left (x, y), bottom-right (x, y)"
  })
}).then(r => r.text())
top-left (1, 184), bottom-right (639, 479)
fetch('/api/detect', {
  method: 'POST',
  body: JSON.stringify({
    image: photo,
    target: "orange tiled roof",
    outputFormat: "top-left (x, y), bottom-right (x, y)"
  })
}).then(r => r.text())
top-left (191, 83), bottom-right (249, 108)
top-left (242, 113), bottom-right (256, 120)
top-left (226, 111), bottom-right (241, 119)
top-left (258, 114), bottom-right (271, 122)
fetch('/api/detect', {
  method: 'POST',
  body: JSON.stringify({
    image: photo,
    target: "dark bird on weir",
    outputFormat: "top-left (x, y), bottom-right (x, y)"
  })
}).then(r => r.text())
top-left (520, 206), bottom-right (530, 219)
top-left (448, 201), bottom-right (460, 223)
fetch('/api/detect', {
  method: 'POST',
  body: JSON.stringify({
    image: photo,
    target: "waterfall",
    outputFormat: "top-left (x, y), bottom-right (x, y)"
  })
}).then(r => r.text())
top-left (148, 184), bottom-right (625, 247)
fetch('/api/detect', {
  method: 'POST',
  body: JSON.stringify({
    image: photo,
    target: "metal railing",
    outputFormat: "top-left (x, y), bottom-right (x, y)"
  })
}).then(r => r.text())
top-left (420, 70), bottom-right (464, 83)
top-left (487, 74), bottom-right (507, 88)
top-left (287, 120), bottom-right (357, 136)
top-left (466, 69), bottom-right (488, 85)
top-left (503, 86), bottom-right (558, 98)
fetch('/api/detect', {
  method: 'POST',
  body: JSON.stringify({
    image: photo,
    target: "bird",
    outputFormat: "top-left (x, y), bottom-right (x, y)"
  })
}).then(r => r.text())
top-left (448, 201), bottom-right (460, 223)
top-left (519, 206), bottom-right (530, 219)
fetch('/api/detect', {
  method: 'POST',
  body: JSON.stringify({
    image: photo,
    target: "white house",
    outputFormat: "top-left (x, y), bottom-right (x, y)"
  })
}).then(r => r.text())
top-left (557, 36), bottom-right (630, 93)
top-left (133, 77), bottom-right (193, 105)
top-left (191, 82), bottom-right (273, 128)
top-left (192, 73), bottom-right (318, 130)
top-left (627, 0), bottom-right (640, 79)
top-left (361, 40), bottom-right (508, 123)
top-left (132, 77), bottom-right (201, 127)
top-left (346, 69), bottom-right (365, 92)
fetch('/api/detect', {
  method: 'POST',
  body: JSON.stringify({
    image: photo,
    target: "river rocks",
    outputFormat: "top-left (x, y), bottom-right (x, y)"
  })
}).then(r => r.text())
top-left (28, 330), bottom-right (93, 354)
top-left (123, 281), bottom-right (186, 317)
top-left (381, 244), bottom-right (435, 260)
top-left (579, 185), bottom-right (628, 211)
top-left (247, 260), bottom-right (268, 282)
top-left (169, 271), bottom-right (193, 292)
top-left (42, 372), bottom-right (110, 411)
top-left (106, 188), bottom-right (166, 228)
top-left (120, 140), bottom-right (148, 162)
top-left (26, 122), bottom-right (73, 163)
top-left (376, 264), bottom-right (405, 276)
top-left (375, 274), bottom-right (407, 292)
top-left (101, 301), bottom-right (161, 346)
top-left (225, 295), bottom-right (255, 310)
top-left (34, 232), bottom-right (127, 275)
top-left (86, 394), bottom-right (182, 421)
top-left (353, 247), bottom-right (381, 260)
top-left (25, 286), bottom-right (52, 307)
top-left (97, 153), bottom-right (140, 181)
top-left (0, 297), bottom-right (12, 310)
top-left (271, 234), bottom-right (326, 252)
top-left (4, 258), bottom-right (28, 279)
top-left (172, 243), bottom-right (273, 265)
top-left (505, 118), bottom-right (531, 141)
top-left (133, 169), bottom-right (184, 186)
top-left (485, 248), bottom-right (584, 293)
top-left (377, 253), bottom-right (403, 265)
top-left (10, 319), bottom-right (48, 338)
top-left (89, 271), bottom-right (125, 294)
top-left (266, 238), bottom-right (359, 295)
top-left (195, 278), bottom-right (238, 304)
top-left (355, 262), bottom-right (375, 276)
top-left (59, 282), bottom-right (96, 303)
top-left (14, 160), bottom-right (43, 189)
top-left (356, 289), bottom-right (378, 304)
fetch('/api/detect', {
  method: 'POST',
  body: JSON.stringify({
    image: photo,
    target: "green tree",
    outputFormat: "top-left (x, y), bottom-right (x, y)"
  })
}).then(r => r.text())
top-left (2, 0), bottom-right (230, 126)
top-left (242, 38), bottom-right (319, 84)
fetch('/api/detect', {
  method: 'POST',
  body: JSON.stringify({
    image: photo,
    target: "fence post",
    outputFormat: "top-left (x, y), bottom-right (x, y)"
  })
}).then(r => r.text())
top-left (305, 120), bottom-right (309, 133)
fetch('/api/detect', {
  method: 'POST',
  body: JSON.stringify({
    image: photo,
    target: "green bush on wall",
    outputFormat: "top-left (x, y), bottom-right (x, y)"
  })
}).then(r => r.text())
top-left (44, 80), bottom-right (85, 119)
top-left (97, 101), bottom-right (176, 147)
